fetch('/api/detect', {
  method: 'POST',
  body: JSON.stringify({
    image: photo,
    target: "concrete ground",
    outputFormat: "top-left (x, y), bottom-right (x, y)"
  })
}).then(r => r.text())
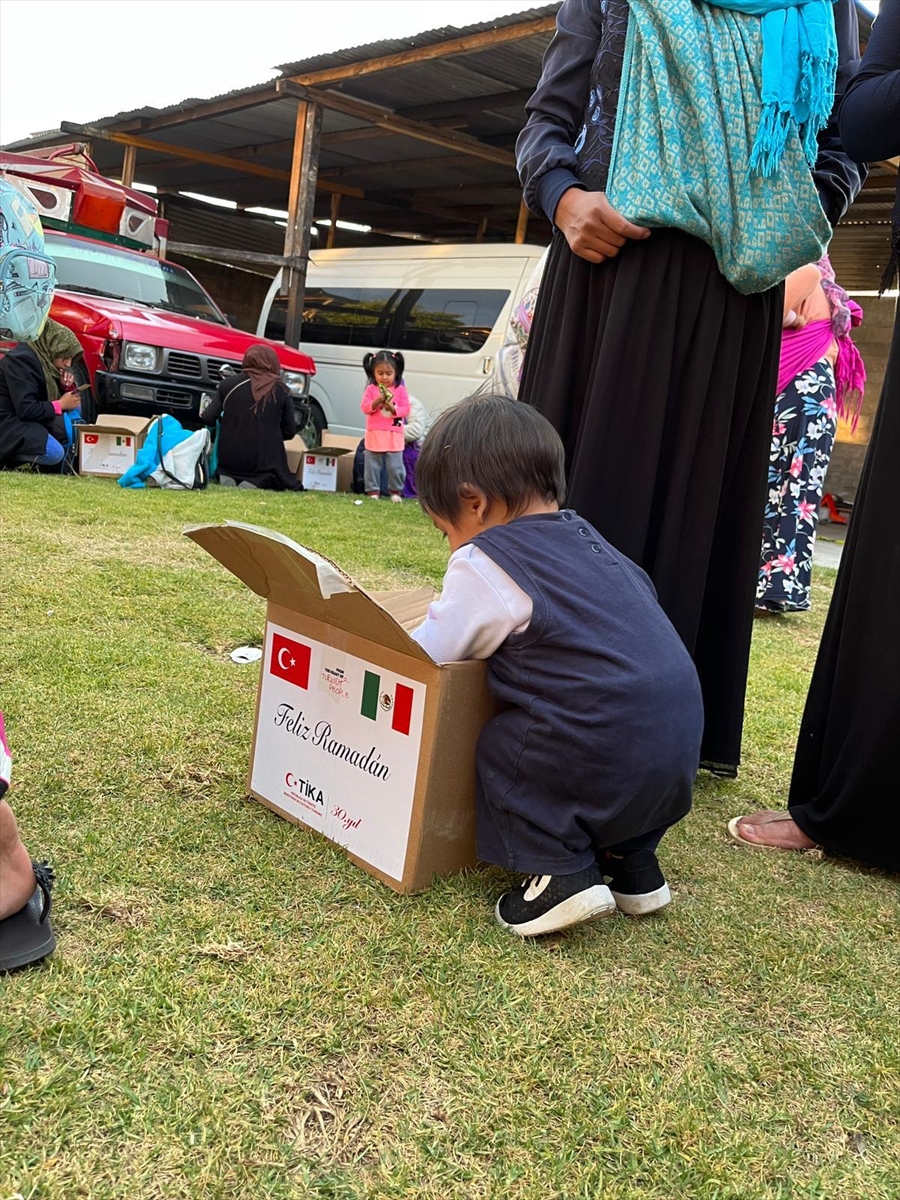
top-left (814, 519), bottom-right (847, 569)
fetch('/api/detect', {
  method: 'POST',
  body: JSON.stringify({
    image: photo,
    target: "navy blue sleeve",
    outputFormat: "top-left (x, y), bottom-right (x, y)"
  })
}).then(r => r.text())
top-left (838, 0), bottom-right (900, 163)
top-left (515, 0), bottom-right (604, 223)
top-left (812, 0), bottom-right (868, 225)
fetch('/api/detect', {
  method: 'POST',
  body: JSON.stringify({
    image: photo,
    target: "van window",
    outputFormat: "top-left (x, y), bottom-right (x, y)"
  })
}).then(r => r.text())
top-left (264, 285), bottom-right (510, 353)
top-left (390, 288), bottom-right (510, 354)
top-left (264, 287), bottom-right (400, 346)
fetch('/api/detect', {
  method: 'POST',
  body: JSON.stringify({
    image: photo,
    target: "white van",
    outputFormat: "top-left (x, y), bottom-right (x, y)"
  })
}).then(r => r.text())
top-left (256, 243), bottom-right (547, 437)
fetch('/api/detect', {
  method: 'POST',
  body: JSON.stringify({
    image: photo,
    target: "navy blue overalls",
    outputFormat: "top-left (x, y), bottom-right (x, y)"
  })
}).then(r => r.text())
top-left (473, 511), bottom-right (704, 874)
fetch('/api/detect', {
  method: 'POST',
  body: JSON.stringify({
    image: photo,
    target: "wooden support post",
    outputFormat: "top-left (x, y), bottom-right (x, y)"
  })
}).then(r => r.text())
top-left (326, 193), bottom-right (341, 249)
top-left (475, 217), bottom-right (488, 244)
top-left (283, 100), bottom-right (323, 349)
top-left (120, 144), bottom-right (137, 187)
top-left (514, 198), bottom-right (530, 245)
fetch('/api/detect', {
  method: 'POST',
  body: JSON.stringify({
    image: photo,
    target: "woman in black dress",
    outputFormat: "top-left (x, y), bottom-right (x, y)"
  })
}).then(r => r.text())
top-left (730, 0), bottom-right (900, 871)
top-left (201, 345), bottom-right (300, 491)
top-left (516, 0), bottom-right (864, 775)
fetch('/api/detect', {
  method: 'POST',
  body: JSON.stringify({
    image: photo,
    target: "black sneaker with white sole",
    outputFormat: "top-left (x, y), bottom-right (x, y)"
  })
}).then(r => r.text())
top-left (495, 864), bottom-right (616, 937)
top-left (602, 849), bottom-right (671, 916)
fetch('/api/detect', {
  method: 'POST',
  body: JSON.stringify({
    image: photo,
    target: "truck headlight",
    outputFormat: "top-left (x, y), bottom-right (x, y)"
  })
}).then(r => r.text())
top-left (123, 342), bottom-right (160, 372)
top-left (282, 371), bottom-right (309, 396)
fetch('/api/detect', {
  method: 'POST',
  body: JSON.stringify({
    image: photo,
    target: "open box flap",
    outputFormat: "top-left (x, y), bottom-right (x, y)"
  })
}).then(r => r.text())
top-left (184, 521), bottom-right (436, 664)
top-left (82, 415), bottom-right (152, 436)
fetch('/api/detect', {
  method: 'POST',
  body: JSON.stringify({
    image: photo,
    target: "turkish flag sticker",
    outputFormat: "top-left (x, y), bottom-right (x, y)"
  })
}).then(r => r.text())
top-left (84, 433), bottom-right (99, 444)
top-left (270, 632), bottom-right (311, 689)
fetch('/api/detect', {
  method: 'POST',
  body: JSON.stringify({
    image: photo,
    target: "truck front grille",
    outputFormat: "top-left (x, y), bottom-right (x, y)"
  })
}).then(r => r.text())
top-left (155, 388), bottom-right (194, 408)
top-left (207, 359), bottom-right (241, 383)
top-left (167, 352), bottom-right (203, 378)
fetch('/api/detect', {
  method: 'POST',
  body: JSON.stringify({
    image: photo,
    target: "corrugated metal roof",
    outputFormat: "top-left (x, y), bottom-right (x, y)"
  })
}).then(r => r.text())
top-left (274, 6), bottom-right (558, 76)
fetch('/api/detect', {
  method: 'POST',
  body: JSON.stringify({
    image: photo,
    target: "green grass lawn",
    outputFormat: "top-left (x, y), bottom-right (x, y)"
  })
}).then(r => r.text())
top-left (1, 474), bottom-right (897, 1200)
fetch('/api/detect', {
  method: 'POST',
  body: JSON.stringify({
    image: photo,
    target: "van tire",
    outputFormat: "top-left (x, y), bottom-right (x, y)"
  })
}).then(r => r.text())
top-left (299, 400), bottom-right (326, 447)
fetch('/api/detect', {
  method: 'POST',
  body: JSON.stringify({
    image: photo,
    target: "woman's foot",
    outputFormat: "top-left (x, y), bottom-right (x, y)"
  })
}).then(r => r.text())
top-left (0, 861), bottom-right (56, 972)
top-left (389, 494), bottom-right (403, 503)
top-left (367, 493), bottom-right (380, 501)
top-left (727, 810), bottom-right (818, 851)
top-left (0, 798), bottom-right (38, 919)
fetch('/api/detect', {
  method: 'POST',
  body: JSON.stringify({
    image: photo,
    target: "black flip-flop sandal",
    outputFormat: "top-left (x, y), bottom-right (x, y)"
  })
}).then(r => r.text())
top-left (0, 861), bottom-right (56, 972)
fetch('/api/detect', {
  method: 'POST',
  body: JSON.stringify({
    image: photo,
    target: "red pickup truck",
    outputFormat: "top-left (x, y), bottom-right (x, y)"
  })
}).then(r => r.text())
top-left (1, 147), bottom-right (318, 433)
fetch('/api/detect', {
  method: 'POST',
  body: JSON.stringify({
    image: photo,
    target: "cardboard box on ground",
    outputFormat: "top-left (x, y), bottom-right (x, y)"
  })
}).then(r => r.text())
top-left (300, 431), bottom-right (359, 492)
top-left (185, 521), bottom-right (494, 893)
top-left (78, 414), bottom-right (153, 477)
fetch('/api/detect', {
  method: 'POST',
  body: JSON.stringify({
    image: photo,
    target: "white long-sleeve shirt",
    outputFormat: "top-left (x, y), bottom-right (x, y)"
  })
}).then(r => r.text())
top-left (411, 544), bottom-right (533, 663)
top-left (404, 394), bottom-right (431, 444)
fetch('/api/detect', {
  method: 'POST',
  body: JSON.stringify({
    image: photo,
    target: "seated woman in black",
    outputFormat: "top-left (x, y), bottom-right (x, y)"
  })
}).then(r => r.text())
top-left (0, 319), bottom-right (83, 470)
top-left (201, 345), bottom-right (300, 490)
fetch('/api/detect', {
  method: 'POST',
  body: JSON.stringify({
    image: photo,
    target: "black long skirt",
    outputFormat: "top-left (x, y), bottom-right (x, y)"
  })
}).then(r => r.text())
top-left (788, 310), bottom-right (900, 871)
top-left (520, 231), bottom-right (783, 773)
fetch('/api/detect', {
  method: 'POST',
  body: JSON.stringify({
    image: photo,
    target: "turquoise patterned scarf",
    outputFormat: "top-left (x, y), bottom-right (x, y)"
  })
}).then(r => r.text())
top-left (607, 0), bottom-right (835, 294)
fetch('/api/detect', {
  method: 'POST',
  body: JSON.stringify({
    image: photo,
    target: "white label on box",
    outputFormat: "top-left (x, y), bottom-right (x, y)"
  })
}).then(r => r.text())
top-left (80, 432), bottom-right (137, 476)
top-left (251, 620), bottom-right (426, 881)
top-left (301, 454), bottom-right (338, 492)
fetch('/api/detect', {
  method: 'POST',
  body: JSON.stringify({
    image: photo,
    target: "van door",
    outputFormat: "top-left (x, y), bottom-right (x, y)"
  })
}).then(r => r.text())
top-left (386, 258), bottom-right (527, 420)
top-left (258, 252), bottom-right (545, 435)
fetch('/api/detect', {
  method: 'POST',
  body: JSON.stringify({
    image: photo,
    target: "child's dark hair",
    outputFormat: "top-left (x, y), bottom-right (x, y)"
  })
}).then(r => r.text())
top-left (363, 349), bottom-right (405, 384)
top-left (416, 394), bottom-right (566, 522)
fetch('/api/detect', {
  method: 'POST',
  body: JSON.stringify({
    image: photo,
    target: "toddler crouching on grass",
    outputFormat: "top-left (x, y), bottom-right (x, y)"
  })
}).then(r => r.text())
top-left (411, 396), bottom-right (704, 936)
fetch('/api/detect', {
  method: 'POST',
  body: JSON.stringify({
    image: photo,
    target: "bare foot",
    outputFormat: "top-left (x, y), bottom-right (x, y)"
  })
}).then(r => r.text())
top-left (0, 800), bottom-right (39, 919)
top-left (732, 810), bottom-right (817, 851)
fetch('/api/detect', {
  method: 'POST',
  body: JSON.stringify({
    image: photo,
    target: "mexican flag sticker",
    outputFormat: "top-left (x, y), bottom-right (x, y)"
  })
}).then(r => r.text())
top-left (361, 671), bottom-right (414, 736)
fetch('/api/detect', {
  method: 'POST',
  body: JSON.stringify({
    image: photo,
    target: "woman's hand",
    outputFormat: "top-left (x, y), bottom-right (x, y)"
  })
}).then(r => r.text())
top-left (553, 189), bottom-right (650, 264)
top-left (58, 392), bottom-right (81, 412)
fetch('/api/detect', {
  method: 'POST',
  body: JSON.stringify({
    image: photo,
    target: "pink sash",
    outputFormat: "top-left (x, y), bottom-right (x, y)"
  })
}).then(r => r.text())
top-left (777, 301), bottom-right (866, 429)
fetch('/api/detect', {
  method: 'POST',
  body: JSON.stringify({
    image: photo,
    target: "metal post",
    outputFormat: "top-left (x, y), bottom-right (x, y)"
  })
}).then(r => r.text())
top-left (120, 144), bottom-right (137, 187)
top-left (326, 192), bottom-right (341, 249)
top-left (475, 216), bottom-right (488, 244)
top-left (283, 100), bottom-right (323, 348)
top-left (514, 197), bottom-right (529, 245)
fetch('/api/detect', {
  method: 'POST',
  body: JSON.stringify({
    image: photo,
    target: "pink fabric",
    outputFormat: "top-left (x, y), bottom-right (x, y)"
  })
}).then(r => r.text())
top-left (52, 400), bottom-right (62, 415)
top-left (777, 321), bottom-right (836, 397)
top-left (361, 383), bottom-right (410, 452)
top-left (778, 303), bottom-right (866, 431)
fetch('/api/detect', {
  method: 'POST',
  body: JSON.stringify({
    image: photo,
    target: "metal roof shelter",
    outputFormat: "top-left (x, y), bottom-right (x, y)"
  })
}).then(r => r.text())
top-left (3, 3), bottom-right (895, 335)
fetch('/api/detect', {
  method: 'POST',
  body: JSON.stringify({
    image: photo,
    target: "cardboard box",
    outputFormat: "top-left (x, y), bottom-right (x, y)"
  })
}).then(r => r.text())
top-left (321, 431), bottom-right (361, 457)
top-left (186, 521), bottom-right (494, 893)
top-left (78, 414), bottom-right (152, 477)
top-left (301, 446), bottom-right (355, 493)
top-left (283, 434), bottom-right (307, 479)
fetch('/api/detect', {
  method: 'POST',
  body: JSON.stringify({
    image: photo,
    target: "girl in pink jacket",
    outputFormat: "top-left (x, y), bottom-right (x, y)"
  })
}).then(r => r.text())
top-left (360, 350), bottom-right (410, 502)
